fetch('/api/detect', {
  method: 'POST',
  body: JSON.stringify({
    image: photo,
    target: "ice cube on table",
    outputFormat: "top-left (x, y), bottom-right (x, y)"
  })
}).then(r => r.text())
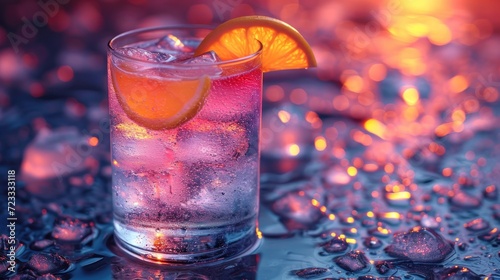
top-left (20, 127), bottom-right (94, 180)
top-left (25, 253), bottom-right (70, 274)
top-left (51, 217), bottom-right (94, 244)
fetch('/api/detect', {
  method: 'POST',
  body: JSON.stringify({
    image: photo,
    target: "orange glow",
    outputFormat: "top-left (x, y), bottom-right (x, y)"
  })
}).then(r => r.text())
top-left (88, 136), bottom-right (99, 146)
top-left (386, 191), bottom-right (411, 200)
top-left (435, 122), bottom-right (453, 137)
top-left (367, 211), bottom-right (374, 218)
top-left (290, 88), bottom-right (307, 104)
top-left (320, 206), bottom-right (327, 212)
top-left (377, 227), bottom-right (390, 235)
top-left (353, 158), bottom-right (364, 168)
top-left (333, 95), bottom-right (350, 111)
top-left (463, 99), bottom-right (480, 113)
top-left (278, 110), bottom-right (291, 123)
top-left (350, 228), bottom-right (357, 234)
top-left (288, 144), bottom-right (300, 156)
top-left (328, 214), bottom-right (336, 220)
top-left (345, 238), bottom-right (357, 244)
top-left (265, 85), bottom-right (285, 102)
top-left (449, 75), bottom-right (469, 93)
top-left (401, 87), bottom-right (420, 106)
top-left (442, 167), bottom-right (452, 177)
top-left (429, 142), bottom-right (446, 156)
top-left (343, 75), bottom-right (363, 93)
top-left (305, 111), bottom-right (322, 128)
top-left (314, 136), bottom-right (327, 151)
top-left (346, 217), bottom-right (354, 223)
top-left (256, 227), bottom-right (263, 239)
top-left (311, 199), bottom-right (319, 207)
top-left (332, 147), bottom-right (346, 158)
top-left (347, 166), bottom-right (358, 176)
top-left (452, 109), bottom-right (466, 123)
top-left (363, 163), bottom-right (378, 172)
top-left (364, 119), bottom-right (386, 139)
top-left (368, 63), bottom-right (387, 82)
top-left (382, 212), bottom-right (401, 219)
top-left (112, 160), bottom-right (119, 167)
top-left (403, 107), bottom-right (419, 121)
top-left (428, 23), bottom-right (452, 46)
top-left (481, 87), bottom-right (499, 102)
top-left (384, 163), bottom-right (394, 173)
top-left (57, 65), bottom-right (74, 82)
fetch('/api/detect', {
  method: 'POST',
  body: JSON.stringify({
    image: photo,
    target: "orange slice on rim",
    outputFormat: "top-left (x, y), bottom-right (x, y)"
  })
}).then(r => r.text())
top-left (111, 65), bottom-right (210, 130)
top-left (195, 15), bottom-right (317, 72)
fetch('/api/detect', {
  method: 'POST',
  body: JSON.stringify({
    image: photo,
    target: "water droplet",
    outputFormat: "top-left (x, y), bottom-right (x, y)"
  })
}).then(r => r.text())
top-left (51, 217), bottom-right (94, 244)
top-left (270, 190), bottom-right (323, 230)
top-left (464, 218), bottom-right (490, 231)
top-left (432, 266), bottom-right (480, 280)
top-left (321, 236), bottom-right (349, 253)
top-left (292, 267), bottom-right (328, 278)
top-left (385, 227), bottom-right (454, 262)
top-left (24, 253), bottom-right (70, 274)
top-left (35, 274), bottom-right (60, 280)
top-left (334, 250), bottom-right (369, 272)
top-left (31, 239), bottom-right (54, 251)
top-left (449, 192), bottom-right (481, 209)
top-left (478, 228), bottom-right (499, 242)
top-left (375, 260), bottom-right (393, 274)
top-left (420, 215), bottom-right (440, 228)
top-left (363, 236), bottom-right (383, 249)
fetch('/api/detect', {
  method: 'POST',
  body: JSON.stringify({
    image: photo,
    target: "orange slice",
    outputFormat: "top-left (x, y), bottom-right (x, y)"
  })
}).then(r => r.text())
top-left (111, 65), bottom-right (210, 130)
top-left (195, 15), bottom-right (317, 72)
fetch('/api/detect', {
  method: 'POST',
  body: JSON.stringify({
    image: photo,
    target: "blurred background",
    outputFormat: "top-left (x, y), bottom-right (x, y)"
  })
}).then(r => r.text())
top-left (1, 0), bottom-right (500, 279)
top-left (1, 0), bottom-right (500, 163)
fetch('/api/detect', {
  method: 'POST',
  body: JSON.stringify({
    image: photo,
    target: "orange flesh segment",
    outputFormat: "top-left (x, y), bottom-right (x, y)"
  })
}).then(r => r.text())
top-left (111, 64), bottom-right (211, 130)
top-left (195, 15), bottom-right (317, 72)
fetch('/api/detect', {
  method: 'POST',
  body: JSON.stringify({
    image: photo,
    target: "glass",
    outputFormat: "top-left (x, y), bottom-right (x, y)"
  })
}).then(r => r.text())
top-left (107, 26), bottom-right (263, 263)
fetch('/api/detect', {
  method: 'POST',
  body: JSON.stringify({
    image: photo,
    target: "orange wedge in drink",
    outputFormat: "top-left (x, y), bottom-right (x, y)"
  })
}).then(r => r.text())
top-left (195, 15), bottom-right (317, 72)
top-left (111, 65), bottom-right (211, 130)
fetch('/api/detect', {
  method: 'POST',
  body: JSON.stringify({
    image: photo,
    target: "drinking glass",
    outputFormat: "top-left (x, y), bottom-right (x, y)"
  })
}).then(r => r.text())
top-left (107, 26), bottom-right (262, 263)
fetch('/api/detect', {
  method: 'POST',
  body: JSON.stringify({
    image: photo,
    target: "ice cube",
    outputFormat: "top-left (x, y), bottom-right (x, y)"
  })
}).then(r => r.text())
top-left (20, 128), bottom-right (93, 180)
top-left (161, 51), bottom-right (223, 79)
top-left (24, 253), bottom-right (70, 274)
top-left (333, 251), bottom-right (369, 272)
top-left (179, 51), bottom-right (221, 64)
top-left (155, 35), bottom-right (194, 53)
top-left (384, 227), bottom-right (453, 262)
top-left (112, 122), bottom-right (175, 172)
top-left (270, 190), bottom-right (323, 230)
top-left (51, 217), bottom-right (94, 244)
top-left (115, 47), bottom-right (175, 63)
top-left (179, 160), bottom-right (258, 217)
top-left (175, 120), bottom-right (249, 163)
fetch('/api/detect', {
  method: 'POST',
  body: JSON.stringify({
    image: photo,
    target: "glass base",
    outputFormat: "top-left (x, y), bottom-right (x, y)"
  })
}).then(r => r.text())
top-left (113, 217), bottom-right (260, 264)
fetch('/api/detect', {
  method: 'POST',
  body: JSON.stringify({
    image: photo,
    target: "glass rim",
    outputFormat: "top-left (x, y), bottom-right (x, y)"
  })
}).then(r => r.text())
top-left (108, 25), bottom-right (263, 68)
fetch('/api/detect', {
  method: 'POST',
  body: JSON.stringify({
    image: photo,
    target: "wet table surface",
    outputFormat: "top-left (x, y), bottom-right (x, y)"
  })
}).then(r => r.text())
top-left (2, 1), bottom-right (500, 279)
